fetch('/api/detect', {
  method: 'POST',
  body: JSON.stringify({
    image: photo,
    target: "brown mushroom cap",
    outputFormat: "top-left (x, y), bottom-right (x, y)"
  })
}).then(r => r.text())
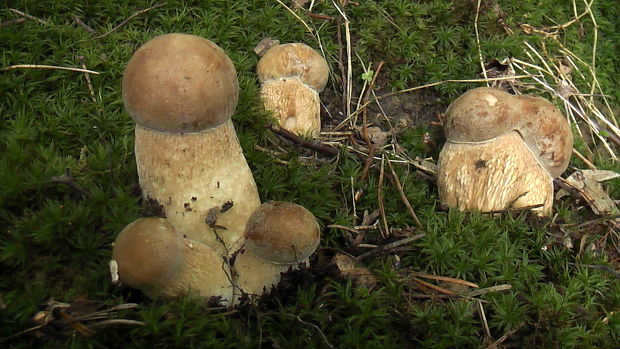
top-left (444, 87), bottom-right (573, 177)
top-left (244, 201), bottom-right (320, 264)
top-left (256, 43), bottom-right (329, 92)
top-left (122, 33), bottom-right (239, 133)
top-left (112, 217), bottom-right (184, 290)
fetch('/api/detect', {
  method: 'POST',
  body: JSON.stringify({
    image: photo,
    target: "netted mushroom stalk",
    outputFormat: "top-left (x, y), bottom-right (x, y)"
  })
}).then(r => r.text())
top-left (256, 43), bottom-right (329, 137)
top-left (437, 87), bottom-right (573, 215)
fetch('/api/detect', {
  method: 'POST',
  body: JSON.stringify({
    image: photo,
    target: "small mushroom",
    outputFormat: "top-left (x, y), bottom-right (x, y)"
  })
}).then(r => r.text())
top-left (111, 217), bottom-right (233, 305)
top-left (437, 87), bottom-right (573, 215)
top-left (256, 43), bottom-right (329, 137)
top-left (233, 201), bottom-right (320, 300)
top-left (122, 33), bottom-right (261, 255)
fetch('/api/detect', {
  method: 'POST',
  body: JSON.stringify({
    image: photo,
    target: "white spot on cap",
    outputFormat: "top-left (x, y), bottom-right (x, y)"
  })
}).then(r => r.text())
top-left (485, 94), bottom-right (498, 107)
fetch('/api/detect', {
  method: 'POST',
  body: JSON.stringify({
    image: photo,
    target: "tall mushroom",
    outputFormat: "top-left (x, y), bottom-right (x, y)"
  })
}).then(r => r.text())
top-left (122, 33), bottom-right (261, 255)
top-left (111, 217), bottom-right (233, 305)
top-left (437, 87), bottom-right (573, 215)
top-left (233, 201), bottom-right (321, 301)
top-left (256, 43), bottom-right (329, 137)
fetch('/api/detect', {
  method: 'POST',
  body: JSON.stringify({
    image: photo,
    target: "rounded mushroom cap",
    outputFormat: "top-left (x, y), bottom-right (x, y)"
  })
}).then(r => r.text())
top-left (112, 217), bottom-right (184, 290)
top-left (444, 87), bottom-right (573, 177)
top-left (256, 43), bottom-right (329, 92)
top-left (122, 33), bottom-right (239, 133)
top-left (244, 201), bottom-right (320, 264)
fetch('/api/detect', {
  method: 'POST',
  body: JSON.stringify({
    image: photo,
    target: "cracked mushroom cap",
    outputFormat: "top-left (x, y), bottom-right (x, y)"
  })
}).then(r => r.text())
top-left (256, 43), bottom-right (329, 92)
top-left (443, 87), bottom-right (573, 177)
top-left (244, 201), bottom-right (320, 264)
top-left (122, 33), bottom-right (239, 133)
top-left (111, 217), bottom-right (184, 292)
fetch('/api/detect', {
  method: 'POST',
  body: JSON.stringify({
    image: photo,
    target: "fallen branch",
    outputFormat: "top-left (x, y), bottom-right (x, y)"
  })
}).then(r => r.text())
top-left (356, 233), bottom-right (426, 260)
top-left (268, 124), bottom-right (340, 156)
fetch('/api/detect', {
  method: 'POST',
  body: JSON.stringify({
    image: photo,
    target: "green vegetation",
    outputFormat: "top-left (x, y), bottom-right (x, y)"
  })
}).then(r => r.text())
top-left (1, 0), bottom-right (619, 347)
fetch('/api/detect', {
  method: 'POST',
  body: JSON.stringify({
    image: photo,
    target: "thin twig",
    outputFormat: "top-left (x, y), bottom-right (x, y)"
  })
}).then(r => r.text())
top-left (386, 159), bottom-right (423, 229)
top-left (96, 3), bottom-right (165, 39)
top-left (478, 300), bottom-right (493, 341)
top-left (466, 284), bottom-right (512, 297)
top-left (1, 18), bottom-right (26, 26)
top-left (8, 8), bottom-right (48, 25)
top-left (414, 277), bottom-right (454, 295)
top-left (0, 64), bottom-right (100, 75)
top-left (284, 313), bottom-right (334, 349)
top-left (331, 0), bottom-right (353, 125)
top-left (572, 148), bottom-right (597, 170)
top-left (486, 322), bottom-right (525, 349)
top-left (74, 16), bottom-right (95, 33)
top-left (409, 271), bottom-right (479, 288)
top-left (377, 154), bottom-right (388, 238)
top-left (360, 61), bottom-right (385, 181)
top-left (474, 0), bottom-right (489, 84)
top-left (268, 124), bottom-right (340, 156)
top-left (78, 56), bottom-right (97, 104)
top-left (356, 233), bottom-right (426, 260)
top-left (569, 262), bottom-right (620, 279)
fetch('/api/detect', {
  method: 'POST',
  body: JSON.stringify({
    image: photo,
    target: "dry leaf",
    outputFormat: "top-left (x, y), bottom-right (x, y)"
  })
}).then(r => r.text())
top-left (412, 157), bottom-right (438, 178)
top-left (367, 127), bottom-right (389, 147)
top-left (557, 170), bottom-right (620, 216)
top-left (332, 252), bottom-right (377, 288)
top-left (292, 0), bottom-right (310, 7)
top-left (254, 37), bottom-right (280, 57)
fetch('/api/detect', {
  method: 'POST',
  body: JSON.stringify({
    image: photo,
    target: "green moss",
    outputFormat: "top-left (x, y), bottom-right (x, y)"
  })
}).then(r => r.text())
top-left (1, 0), bottom-right (619, 347)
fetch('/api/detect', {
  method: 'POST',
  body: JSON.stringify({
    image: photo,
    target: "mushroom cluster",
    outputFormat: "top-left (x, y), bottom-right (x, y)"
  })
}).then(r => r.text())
top-left (111, 33), bottom-right (321, 305)
top-left (437, 87), bottom-right (573, 215)
top-left (256, 43), bottom-right (329, 137)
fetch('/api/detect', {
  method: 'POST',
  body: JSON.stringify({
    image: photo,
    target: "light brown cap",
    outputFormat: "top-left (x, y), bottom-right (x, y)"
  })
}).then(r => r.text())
top-left (122, 33), bottom-right (239, 133)
top-left (112, 217), bottom-right (184, 290)
top-left (244, 201), bottom-right (320, 264)
top-left (256, 43), bottom-right (329, 92)
top-left (444, 87), bottom-right (573, 177)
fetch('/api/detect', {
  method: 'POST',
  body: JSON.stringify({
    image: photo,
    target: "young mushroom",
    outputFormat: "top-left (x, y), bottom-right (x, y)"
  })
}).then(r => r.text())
top-left (437, 87), bottom-right (573, 215)
top-left (256, 43), bottom-right (329, 137)
top-left (122, 33), bottom-right (261, 255)
top-left (232, 201), bottom-right (320, 301)
top-left (111, 217), bottom-right (233, 305)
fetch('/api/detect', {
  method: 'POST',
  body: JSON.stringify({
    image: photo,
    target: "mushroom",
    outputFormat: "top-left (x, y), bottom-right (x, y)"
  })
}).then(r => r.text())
top-left (256, 43), bottom-right (329, 137)
top-left (111, 217), bottom-right (233, 305)
top-left (437, 87), bottom-right (573, 215)
top-left (232, 201), bottom-right (321, 300)
top-left (122, 33), bottom-right (261, 255)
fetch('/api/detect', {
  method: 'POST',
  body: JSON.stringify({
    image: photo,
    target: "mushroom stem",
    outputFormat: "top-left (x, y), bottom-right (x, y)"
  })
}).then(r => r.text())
top-left (135, 121), bottom-right (260, 255)
top-left (438, 132), bottom-right (553, 215)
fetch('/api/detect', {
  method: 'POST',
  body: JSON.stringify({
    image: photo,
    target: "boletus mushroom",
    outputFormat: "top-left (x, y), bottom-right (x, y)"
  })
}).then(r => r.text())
top-left (122, 33), bottom-right (261, 255)
top-left (256, 43), bottom-right (329, 137)
top-left (437, 87), bottom-right (573, 215)
top-left (233, 201), bottom-right (321, 301)
top-left (111, 217), bottom-right (233, 305)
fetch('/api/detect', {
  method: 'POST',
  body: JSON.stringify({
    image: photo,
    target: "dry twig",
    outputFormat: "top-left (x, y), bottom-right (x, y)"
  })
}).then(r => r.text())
top-left (8, 8), bottom-right (48, 25)
top-left (96, 3), bottom-right (165, 39)
top-left (386, 159), bottom-right (423, 229)
top-left (0, 64), bottom-right (100, 75)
